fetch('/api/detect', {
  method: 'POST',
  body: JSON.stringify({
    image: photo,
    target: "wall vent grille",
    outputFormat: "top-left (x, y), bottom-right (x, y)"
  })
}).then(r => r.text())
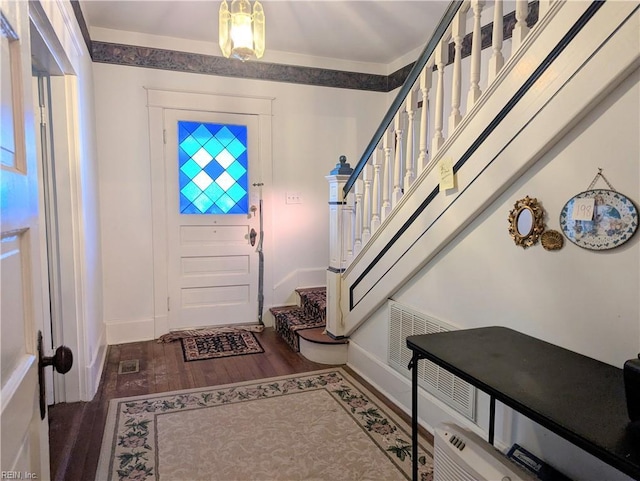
top-left (388, 301), bottom-right (476, 421)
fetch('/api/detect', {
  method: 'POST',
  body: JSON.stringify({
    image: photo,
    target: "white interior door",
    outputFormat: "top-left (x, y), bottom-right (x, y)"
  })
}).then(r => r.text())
top-left (164, 109), bottom-right (261, 330)
top-left (1, 2), bottom-right (51, 478)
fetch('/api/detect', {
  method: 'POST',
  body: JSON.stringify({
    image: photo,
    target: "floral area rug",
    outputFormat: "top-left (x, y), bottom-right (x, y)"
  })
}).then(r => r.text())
top-left (96, 368), bottom-right (434, 481)
top-left (181, 331), bottom-right (264, 362)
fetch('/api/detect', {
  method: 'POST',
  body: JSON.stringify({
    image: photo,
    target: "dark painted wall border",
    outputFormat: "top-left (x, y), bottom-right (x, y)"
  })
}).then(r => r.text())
top-left (73, 1), bottom-right (537, 93)
top-left (91, 42), bottom-right (392, 92)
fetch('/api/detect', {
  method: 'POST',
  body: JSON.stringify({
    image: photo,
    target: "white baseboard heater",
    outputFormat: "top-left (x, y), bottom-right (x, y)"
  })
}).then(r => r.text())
top-left (434, 423), bottom-right (537, 481)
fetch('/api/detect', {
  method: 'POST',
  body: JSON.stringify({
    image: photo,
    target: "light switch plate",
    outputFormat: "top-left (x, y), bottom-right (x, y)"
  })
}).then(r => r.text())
top-left (285, 192), bottom-right (302, 204)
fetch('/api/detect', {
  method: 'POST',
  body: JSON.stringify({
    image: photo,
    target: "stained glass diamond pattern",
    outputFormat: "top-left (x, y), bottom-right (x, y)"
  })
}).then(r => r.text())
top-left (178, 120), bottom-right (249, 214)
top-left (214, 126), bottom-right (235, 146)
top-left (215, 171), bottom-right (235, 191)
top-left (191, 124), bottom-right (214, 145)
top-left (192, 148), bottom-right (214, 168)
top-left (226, 160), bottom-right (247, 181)
top-left (227, 138), bottom-right (247, 158)
top-left (180, 159), bottom-right (201, 180)
top-left (192, 171), bottom-right (214, 191)
top-left (180, 135), bottom-right (202, 157)
top-left (216, 149), bottom-right (235, 169)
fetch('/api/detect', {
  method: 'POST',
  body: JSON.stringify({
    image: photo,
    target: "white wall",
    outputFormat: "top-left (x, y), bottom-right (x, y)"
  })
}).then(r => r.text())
top-left (93, 61), bottom-right (387, 340)
top-left (349, 68), bottom-right (639, 481)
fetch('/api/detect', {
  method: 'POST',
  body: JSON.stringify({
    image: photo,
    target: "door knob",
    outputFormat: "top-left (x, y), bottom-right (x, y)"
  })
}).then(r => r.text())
top-left (249, 228), bottom-right (257, 246)
top-left (38, 330), bottom-right (73, 419)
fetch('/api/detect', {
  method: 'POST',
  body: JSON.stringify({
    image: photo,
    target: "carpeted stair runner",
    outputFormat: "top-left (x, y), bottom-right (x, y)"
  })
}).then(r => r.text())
top-left (270, 287), bottom-right (326, 352)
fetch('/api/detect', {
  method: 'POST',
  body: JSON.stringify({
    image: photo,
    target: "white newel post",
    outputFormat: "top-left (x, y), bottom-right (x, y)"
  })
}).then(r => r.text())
top-left (325, 156), bottom-right (354, 339)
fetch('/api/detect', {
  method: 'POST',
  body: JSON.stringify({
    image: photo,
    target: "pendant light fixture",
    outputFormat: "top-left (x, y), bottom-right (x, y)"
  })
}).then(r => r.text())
top-left (219, 0), bottom-right (265, 61)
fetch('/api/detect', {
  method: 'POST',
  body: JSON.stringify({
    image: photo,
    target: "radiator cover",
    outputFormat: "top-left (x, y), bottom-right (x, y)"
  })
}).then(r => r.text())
top-left (434, 423), bottom-right (537, 481)
top-left (388, 301), bottom-right (476, 420)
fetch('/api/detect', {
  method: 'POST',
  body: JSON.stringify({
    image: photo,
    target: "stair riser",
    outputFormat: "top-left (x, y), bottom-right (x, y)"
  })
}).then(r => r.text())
top-left (274, 314), bottom-right (301, 351)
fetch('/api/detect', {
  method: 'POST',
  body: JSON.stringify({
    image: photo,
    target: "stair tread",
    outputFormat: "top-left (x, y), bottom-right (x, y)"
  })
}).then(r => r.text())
top-left (297, 327), bottom-right (348, 345)
top-left (295, 286), bottom-right (326, 294)
top-left (271, 306), bottom-right (325, 330)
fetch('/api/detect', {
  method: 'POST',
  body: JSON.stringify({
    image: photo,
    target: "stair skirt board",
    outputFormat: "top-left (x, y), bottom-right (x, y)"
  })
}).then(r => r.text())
top-left (300, 336), bottom-right (348, 365)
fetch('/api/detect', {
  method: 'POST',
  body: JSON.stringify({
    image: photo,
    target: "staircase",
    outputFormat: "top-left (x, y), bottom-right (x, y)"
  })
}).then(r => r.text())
top-left (325, 0), bottom-right (639, 338)
top-left (270, 287), bottom-right (348, 364)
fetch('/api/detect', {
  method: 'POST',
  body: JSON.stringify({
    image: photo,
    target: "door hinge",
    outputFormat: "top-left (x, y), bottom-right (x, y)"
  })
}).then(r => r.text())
top-left (163, 129), bottom-right (167, 144)
top-left (40, 104), bottom-right (47, 125)
top-left (167, 297), bottom-right (170, 311)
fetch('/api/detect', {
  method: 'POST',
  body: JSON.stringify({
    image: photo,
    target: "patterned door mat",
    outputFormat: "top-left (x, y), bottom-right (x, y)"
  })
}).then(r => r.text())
top-left (181, 331), bottom-right (264, 361)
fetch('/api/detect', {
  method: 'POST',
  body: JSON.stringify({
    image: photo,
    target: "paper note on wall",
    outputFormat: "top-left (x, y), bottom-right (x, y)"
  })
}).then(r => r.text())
top-left (572, 198), bottom-right (595, 221)
top-left (439, 158), bottom-right (455, 191)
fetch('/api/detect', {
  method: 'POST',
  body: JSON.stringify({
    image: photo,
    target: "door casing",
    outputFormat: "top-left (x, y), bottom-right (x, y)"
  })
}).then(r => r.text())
top-left (147, 89), bottom-right (274, 339)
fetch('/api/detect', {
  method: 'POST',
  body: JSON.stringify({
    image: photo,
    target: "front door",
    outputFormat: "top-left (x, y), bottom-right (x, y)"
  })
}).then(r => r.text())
top-left (164, 110), bottom-right (260, 330)
top-left (1, 2), bottom-right (50, 478)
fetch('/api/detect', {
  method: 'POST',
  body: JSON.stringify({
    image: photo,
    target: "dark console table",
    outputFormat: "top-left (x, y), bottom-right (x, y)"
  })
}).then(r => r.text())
top-left (406, 326), bottom-right (640, 481)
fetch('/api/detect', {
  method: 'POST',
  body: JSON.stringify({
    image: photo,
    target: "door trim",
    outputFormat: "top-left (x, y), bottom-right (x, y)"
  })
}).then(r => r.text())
top-left (147, 89), bottom-right (273, 339)
top-left (29, 2), bottom-right (96, 403)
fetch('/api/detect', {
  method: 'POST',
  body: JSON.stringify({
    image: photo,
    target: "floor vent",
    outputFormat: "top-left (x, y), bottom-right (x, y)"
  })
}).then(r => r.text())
top-left (118, 360), bottom-right (140, 374)
top-left (388, 301), bottom-right (476, 421)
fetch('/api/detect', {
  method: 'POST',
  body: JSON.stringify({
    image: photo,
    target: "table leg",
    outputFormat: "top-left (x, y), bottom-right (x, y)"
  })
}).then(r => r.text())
top-left (489, 395), bottom-right (495, 445)
top-left (408, 353), bottom-right (419, 481)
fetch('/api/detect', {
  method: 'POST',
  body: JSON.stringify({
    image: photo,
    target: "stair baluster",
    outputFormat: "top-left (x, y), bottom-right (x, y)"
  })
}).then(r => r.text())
top-left (449, 5), bottom-right (468, 132)
top-left (417, 63), bottom-right (432, 175)
top-left (488, 0), bottom-right (505, 84)
top-left (432, 37), bottom-right (447, 155)
top-left (371, 148), bottom-right (382, 233)
top-left (381, 127), bottom-right (393, 221)
top-left (404, 89), bottom-right (417, 191)
top-left (512, 0), bottom-right (530, 53)
top-left (392, 112), bottom-right (404, 206)
top-left (467, 0), bottom-right (485, 109)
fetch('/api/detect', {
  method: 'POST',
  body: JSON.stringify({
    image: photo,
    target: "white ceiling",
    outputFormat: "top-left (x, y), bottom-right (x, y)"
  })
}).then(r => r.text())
top-left (80, 0), bottom-right (450, 65)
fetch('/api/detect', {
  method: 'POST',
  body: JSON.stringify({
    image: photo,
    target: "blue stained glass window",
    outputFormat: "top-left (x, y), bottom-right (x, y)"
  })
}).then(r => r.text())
top-left (178, 121), bottom-right (249, 214)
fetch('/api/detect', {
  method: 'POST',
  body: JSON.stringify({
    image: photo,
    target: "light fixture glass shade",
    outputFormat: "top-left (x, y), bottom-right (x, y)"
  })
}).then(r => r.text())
top-left (219, 0), bottom-right (265, 61)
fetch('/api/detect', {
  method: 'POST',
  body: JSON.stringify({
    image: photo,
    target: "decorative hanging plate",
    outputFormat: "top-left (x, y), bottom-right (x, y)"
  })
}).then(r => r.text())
top-left (559, 189), bottom-right (638, 250)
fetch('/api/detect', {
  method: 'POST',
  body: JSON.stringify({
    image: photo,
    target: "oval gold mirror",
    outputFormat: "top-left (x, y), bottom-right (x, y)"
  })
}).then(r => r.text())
top-left (516, 207), bottom-right (534, 237)
top-left (508, 196), bottom-right (545, 248)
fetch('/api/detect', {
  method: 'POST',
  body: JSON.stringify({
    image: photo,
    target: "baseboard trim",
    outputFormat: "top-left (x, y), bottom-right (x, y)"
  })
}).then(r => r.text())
top-left (106, 318), bottom-right (155, 344)
top-left (346, 340), bottom-right (488, 439)
top-left (83, 343), bottom-right (107, 401)
top-left (85, 329), bottom-right (107, 400)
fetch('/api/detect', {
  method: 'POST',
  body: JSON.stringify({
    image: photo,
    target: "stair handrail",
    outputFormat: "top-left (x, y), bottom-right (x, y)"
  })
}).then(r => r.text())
top-left (342, 0), bottom-right (463, 197)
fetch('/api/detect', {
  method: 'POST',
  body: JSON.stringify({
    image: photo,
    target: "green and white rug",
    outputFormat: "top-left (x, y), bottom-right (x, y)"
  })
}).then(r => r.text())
top-left (96, 368), bottom-right (433, 480)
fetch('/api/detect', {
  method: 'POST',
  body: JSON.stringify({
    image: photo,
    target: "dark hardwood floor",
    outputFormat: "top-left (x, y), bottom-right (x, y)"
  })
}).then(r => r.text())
top-left (48, 327), bottom-right (431, 481)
